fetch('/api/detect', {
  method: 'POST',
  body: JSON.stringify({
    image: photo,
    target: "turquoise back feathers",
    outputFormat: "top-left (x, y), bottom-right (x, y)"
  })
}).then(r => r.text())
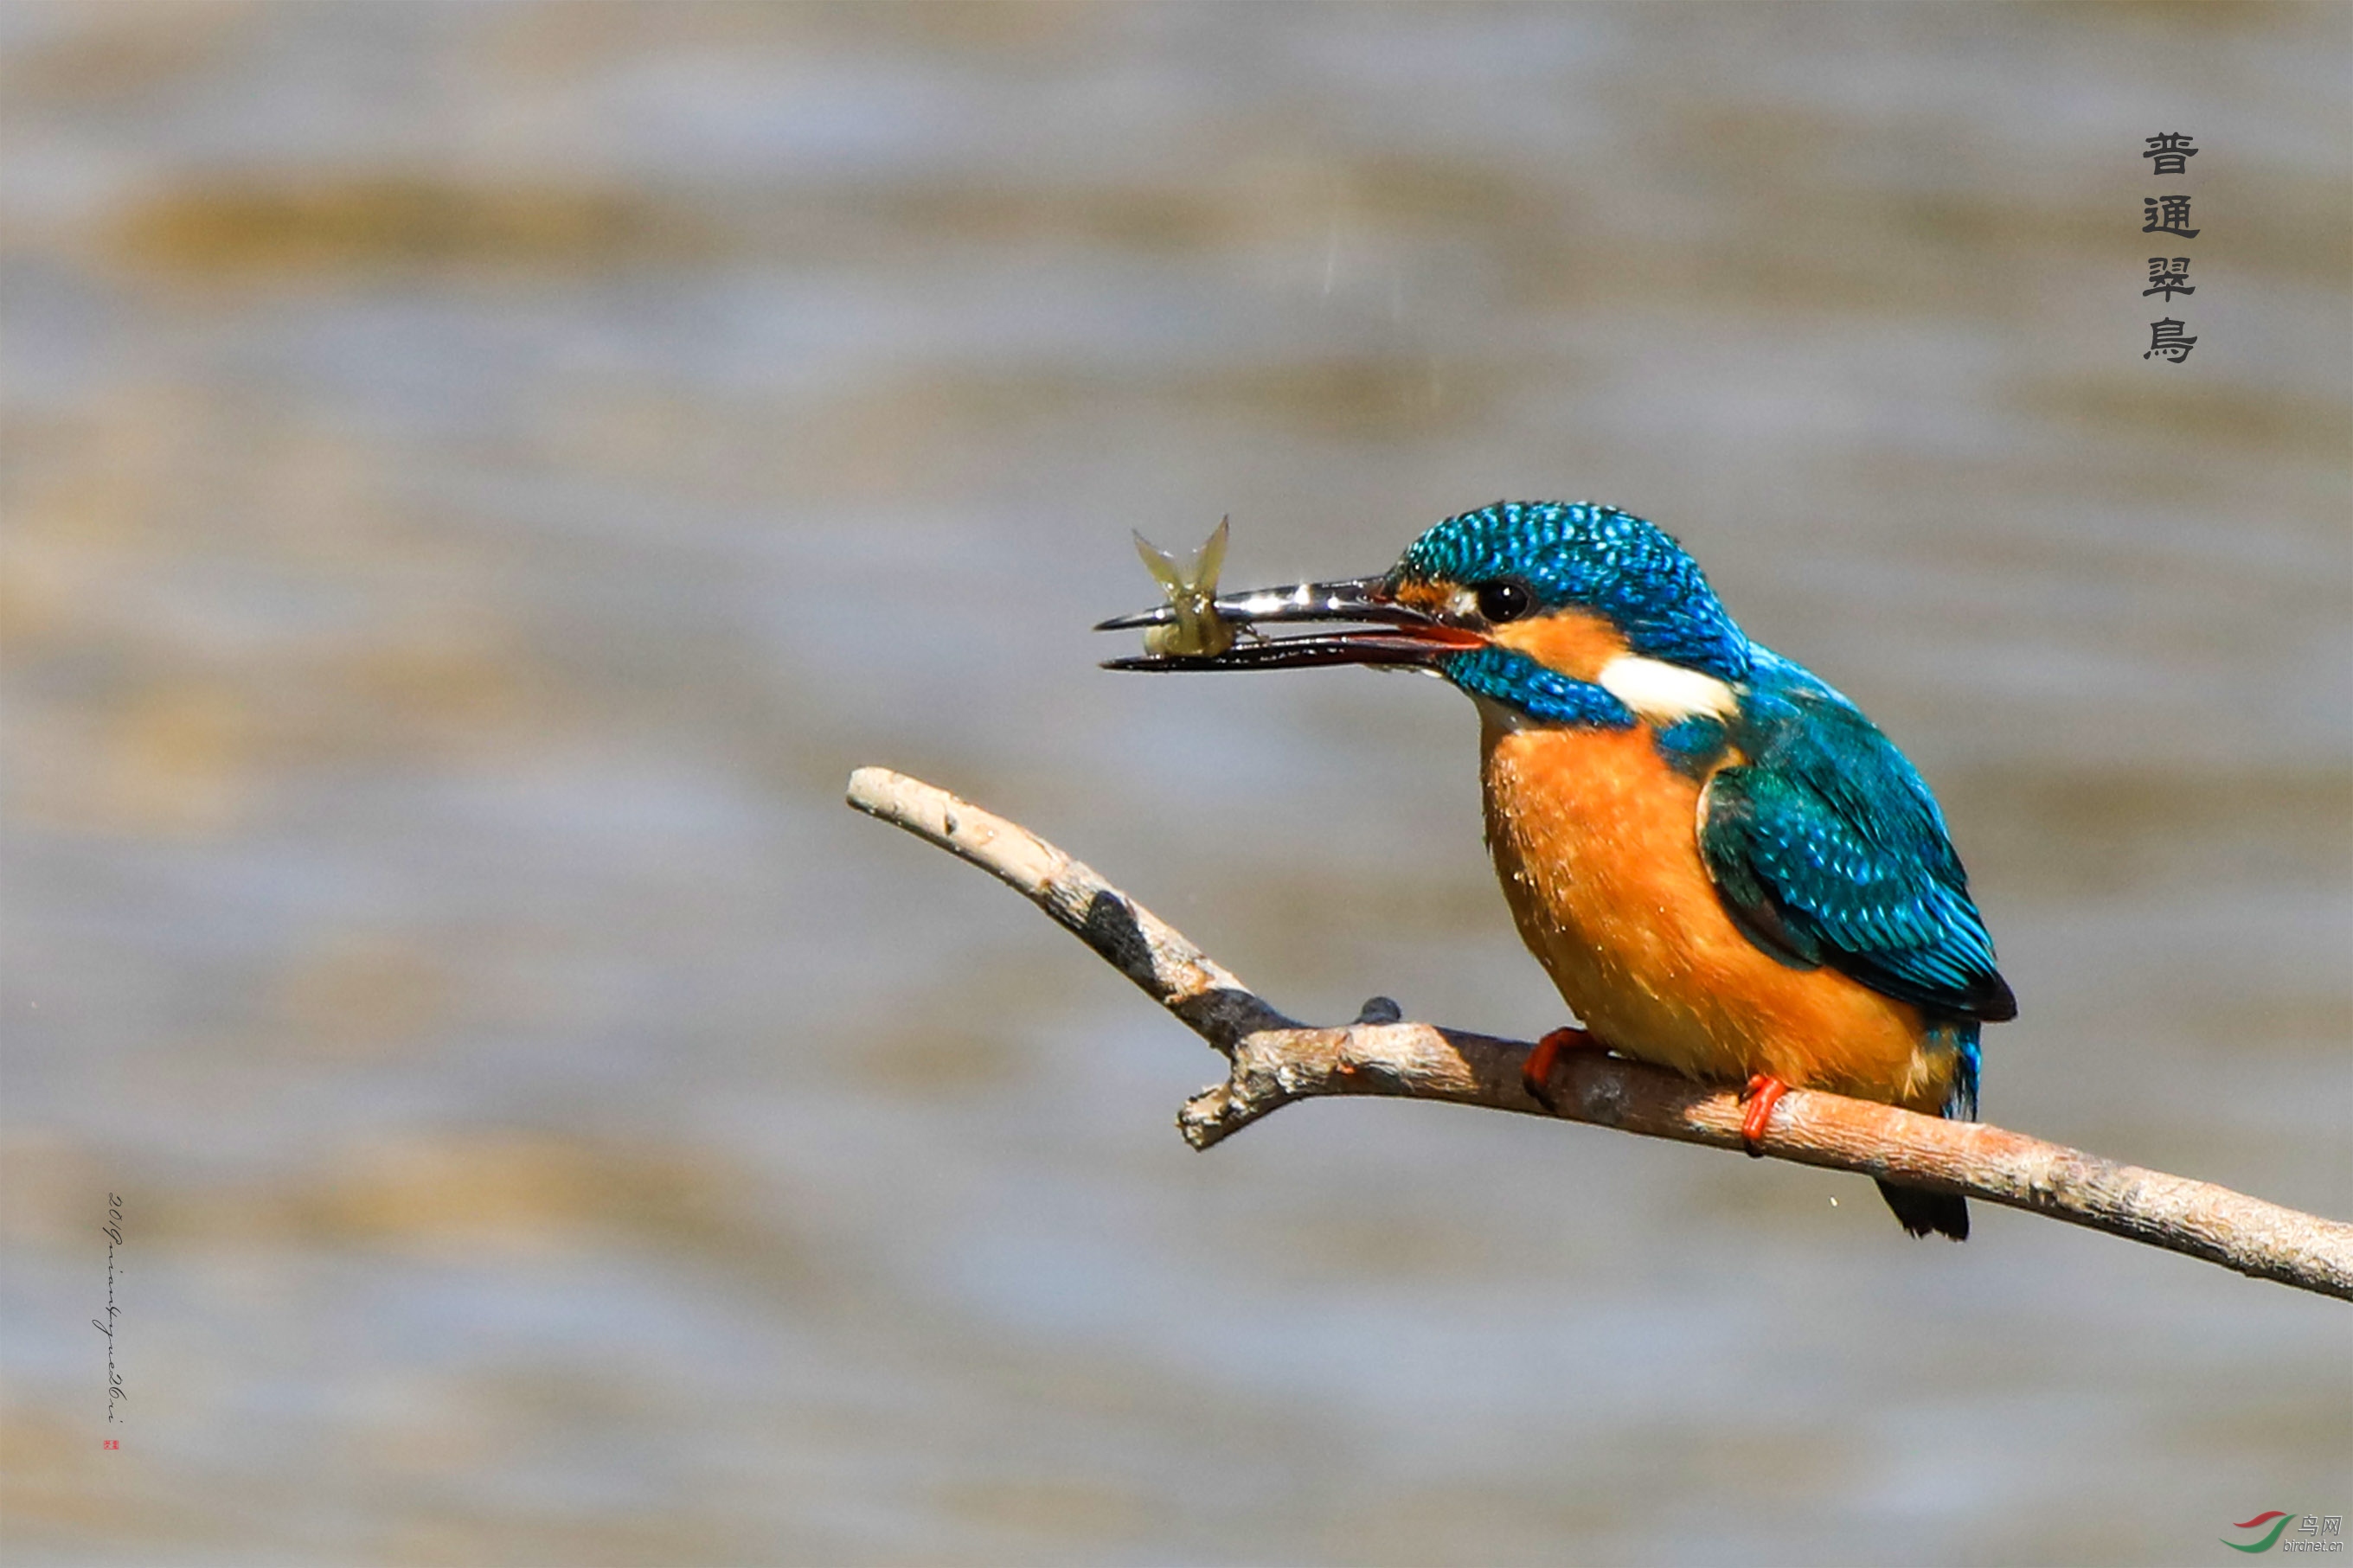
top-left (1703, 650), bottom-right (2016, 1029)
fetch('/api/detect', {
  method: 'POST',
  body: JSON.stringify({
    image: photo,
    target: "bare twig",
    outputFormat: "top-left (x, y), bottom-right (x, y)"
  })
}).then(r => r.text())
top-left (847, 766), bottom-right (2353, 1302)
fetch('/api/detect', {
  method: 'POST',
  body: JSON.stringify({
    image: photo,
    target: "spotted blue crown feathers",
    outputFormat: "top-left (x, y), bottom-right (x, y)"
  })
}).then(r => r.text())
top-left (1395, 502), bottom-right (1753, 680)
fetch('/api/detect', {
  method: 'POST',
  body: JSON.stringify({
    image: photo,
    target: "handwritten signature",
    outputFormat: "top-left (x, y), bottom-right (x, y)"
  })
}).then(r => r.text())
top-left (93, 1192), bottom-right (122, 1424)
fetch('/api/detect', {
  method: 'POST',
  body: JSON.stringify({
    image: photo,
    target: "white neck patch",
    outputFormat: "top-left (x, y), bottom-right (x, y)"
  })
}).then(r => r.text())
top-left (1596, 654), bottom-right (1740, 724)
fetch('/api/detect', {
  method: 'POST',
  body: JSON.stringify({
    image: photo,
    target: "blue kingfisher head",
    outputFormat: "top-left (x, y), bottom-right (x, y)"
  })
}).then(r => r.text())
top-left (1100, 502), bottom-right (1754, 731)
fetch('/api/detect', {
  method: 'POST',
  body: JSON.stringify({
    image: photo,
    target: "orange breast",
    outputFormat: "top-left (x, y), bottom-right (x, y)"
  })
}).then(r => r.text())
top-left (1480, 712), bottom-right (1956, 1112)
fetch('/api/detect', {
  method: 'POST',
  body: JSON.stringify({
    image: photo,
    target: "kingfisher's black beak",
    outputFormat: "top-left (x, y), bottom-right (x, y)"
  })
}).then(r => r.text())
top-left (1094, 574), bottom-right (1485, 670)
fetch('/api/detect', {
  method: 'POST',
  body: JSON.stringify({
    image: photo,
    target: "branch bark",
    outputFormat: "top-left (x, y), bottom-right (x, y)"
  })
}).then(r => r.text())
top-left (846, 766), bottom-right (2353, 1302)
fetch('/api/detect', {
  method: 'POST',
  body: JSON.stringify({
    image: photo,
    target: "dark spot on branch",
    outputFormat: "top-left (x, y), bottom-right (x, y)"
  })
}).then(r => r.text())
top-left (1176, 986), bottom-right (1288, 1044)
top-left (1080, 889), bottom-right (1155, 979)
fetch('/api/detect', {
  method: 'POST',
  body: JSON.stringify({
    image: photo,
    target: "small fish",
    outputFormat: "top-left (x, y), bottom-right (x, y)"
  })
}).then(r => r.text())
top-left (1133, 517), bottom-right (1235, 658)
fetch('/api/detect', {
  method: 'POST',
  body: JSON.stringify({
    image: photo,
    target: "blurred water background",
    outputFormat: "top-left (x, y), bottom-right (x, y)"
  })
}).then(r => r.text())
top-left (3, 3), bottom-right (2350, 1564)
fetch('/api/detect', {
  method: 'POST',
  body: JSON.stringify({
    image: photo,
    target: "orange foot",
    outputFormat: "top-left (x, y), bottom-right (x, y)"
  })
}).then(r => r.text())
top-left (1741, 1074), bottom-right (1790, 1156)
top-left (1522, 1027), bottom-right (1598, 1110)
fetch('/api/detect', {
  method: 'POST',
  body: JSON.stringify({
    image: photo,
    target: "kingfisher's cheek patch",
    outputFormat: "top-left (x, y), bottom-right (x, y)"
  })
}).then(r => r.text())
top-left (1489, 608), bottom-right (1628, 683)
top-left (1596, 654), bottom-right (1741, 723)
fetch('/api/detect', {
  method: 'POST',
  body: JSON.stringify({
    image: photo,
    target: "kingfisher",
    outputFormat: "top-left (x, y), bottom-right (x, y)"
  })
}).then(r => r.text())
top-left (1099, 501), bottom-right (2015, 1240)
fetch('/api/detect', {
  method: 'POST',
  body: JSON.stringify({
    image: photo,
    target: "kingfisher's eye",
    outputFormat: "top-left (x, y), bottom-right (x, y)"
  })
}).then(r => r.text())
top-left (1474, 581), bottom-right (1532, 622)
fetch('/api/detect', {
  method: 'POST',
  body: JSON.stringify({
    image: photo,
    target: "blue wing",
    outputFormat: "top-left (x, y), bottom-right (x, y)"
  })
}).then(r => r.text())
top-left (1699, 651), bottom-right (2016, 1024)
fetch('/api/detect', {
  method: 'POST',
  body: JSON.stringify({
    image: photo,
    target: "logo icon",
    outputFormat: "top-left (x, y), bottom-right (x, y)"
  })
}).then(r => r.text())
top-left (2224, 1513), bottom-right (2294, 1554)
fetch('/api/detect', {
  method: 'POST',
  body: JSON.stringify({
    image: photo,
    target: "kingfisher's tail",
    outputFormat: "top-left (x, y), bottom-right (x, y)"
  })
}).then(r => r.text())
top-left (1875, 1181), bottom-right (1968, 1240)
top-left (1877, 1021), bottom-right (1981, 1241)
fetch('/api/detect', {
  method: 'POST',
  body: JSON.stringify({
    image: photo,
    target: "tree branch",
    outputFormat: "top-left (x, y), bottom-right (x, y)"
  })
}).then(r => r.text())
top-left (846, 766), bottom-right (2353, 1302)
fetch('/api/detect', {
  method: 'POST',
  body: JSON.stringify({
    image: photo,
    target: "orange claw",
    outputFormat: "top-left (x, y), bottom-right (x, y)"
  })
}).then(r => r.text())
top-left (1522, 1027), bottom-right (1596, 1110)
top-left (1741, 1073), bottom-right (1789, 1155)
